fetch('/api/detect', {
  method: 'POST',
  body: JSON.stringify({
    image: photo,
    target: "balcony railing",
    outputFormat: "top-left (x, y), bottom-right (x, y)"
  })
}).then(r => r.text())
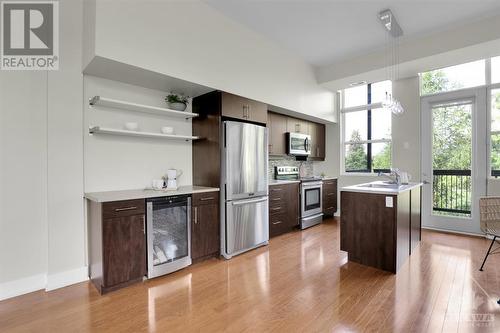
top-left (433, 169), bottom-right (471, 215)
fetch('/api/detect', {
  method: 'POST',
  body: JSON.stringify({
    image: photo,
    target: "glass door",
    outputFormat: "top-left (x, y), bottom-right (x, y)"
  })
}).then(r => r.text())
top-left (421, 88), bottom-right (487, 234)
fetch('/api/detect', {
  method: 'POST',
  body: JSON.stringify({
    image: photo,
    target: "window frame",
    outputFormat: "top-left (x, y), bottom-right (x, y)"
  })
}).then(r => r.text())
top-left (340, 82), bottom-right (393, 175)
top-left (488, 82), bottom-right (500, 179)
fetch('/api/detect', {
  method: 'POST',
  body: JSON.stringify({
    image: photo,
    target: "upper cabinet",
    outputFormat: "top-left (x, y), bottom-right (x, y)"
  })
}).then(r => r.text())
top-left (309, 122), bottom-right (326, 160)
top-left (221, 92), bottom-right (267, 124)
top-left (267, 111), bottom-right (326, 161)
top-left (286, 117), bottom-right (310, 135)
top-left (267, 112), bottom-right (288, 156)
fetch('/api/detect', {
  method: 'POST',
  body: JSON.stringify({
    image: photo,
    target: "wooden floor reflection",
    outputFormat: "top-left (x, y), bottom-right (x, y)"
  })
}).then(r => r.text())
top-left (1, 217), bottom-right (499, 332)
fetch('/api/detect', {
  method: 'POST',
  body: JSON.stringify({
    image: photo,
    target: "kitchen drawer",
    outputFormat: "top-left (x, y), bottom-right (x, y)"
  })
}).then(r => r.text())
top-left (192, 191), bottom-right (219, 206)
top-left (269, 212), bottom-right (289, 237)
top-left (103, 199), bottom-right (145, 219)
top-left (269, 185), bottom-right (286, 199)
top-left (269, 204), bottom-right (286, 215)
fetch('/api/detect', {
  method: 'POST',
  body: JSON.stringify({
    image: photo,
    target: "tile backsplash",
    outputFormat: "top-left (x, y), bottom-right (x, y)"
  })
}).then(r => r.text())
top-left (268, 156), bottom-right (314, 180)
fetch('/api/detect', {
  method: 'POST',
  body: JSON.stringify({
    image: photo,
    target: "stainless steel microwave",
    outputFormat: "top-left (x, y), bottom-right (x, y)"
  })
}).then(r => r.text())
top-left (286, 132), bottom-right (311, 156)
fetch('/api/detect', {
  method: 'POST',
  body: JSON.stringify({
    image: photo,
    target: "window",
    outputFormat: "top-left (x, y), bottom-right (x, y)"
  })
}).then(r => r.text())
top-left (420, 60), bottom-right (485, 95)
top-left (341, 81), bottom-right (392, 173)
top-left (491, 89), bottom-right (500, 177)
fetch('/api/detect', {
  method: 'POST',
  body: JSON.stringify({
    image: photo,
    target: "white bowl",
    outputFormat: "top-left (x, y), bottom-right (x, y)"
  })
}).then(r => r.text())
top-left (124, 122), bottom-right (139, 131)
top-left (161, 126), bottom-right (174, 135)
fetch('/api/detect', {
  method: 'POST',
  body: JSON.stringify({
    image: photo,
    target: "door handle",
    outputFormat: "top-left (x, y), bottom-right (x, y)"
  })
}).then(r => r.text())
top-left (200, 197), bottom-right (214, 201)
top-left (194, 207), bottom-right (198, 224)
top-left (142, 217), bottom-right (145, 234)
top-left (272, 221), bottom-right (283, 225)
top-left (232, 197), bottom-right (267, 205)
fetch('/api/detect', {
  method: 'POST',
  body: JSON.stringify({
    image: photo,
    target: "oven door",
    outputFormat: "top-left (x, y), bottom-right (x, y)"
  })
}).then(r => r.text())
top-left (301, 182), bottom-right (323, 217)
top-left (287, 132), bottom-right (311, 156)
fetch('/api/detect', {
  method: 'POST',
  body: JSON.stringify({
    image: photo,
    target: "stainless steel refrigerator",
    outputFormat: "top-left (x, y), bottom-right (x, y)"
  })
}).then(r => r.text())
top-left (221, 121), bottom-right (269, 259)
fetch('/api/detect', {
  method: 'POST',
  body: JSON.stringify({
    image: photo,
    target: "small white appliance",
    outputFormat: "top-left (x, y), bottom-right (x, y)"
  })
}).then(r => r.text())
top-left (166, 169), bottom-right (183, 190)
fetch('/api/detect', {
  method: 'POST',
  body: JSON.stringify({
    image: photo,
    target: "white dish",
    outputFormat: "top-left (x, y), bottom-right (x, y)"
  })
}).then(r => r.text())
top-left (161, 126), bottom-right (174, 134)
top-left (124, 122), bottom-right (139, 131)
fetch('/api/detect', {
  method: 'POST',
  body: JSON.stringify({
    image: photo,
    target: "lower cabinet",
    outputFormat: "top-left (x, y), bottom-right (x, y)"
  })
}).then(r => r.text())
top-left (340, 187), bottom-right (422, 274)
top-left (191, 192), bottom-right (220, 262)
top-left (269, 183), bottom-right (299, 237)
top-left (322, 179), bottom-right (337, 216)
top-left (88, 199), bottom-right (146, 294)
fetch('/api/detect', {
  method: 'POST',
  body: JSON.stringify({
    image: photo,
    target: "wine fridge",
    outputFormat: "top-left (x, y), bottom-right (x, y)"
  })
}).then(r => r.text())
top-left (146, 195), bottom-right (191, 279)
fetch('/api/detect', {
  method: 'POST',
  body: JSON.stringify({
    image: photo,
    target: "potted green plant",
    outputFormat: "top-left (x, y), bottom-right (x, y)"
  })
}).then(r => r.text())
top-left (165, 93), bottom-right (189, 111)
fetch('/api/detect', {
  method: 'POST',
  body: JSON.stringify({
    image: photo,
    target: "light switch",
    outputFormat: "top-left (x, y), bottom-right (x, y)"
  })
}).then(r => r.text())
top-left (385, 196), bottom-right (393, 208)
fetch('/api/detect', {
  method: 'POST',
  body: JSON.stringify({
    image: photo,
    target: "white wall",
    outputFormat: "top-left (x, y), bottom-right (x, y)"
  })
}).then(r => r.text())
top-left (46, 0), bottom-right (86, 290)
top-left (313, 124), bottom-right (340, 178)
top-left (317, 13), bottom-right (500, 90)
top-left (85, 0), bottom-right (335, 122)
top-left (84, 76), bottom-right (193, 192)
top-left (0, 72), bottom-right (48, 295)
top-left (0, 0), bottom-right (86, 299)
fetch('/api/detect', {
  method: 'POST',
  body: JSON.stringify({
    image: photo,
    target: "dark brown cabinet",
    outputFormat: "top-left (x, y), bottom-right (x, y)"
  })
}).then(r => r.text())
top-left (286, 117), bottom-right (309, 134)
top-left (322, 179), bottom-right (337, 216)
top-left (88, 199), bottom-right (146, 294)
top-left (267, 112), bottom-right (288, 156)
top-left (269, 183), bottom-right (299, 237)
top-left (191, 192), bottom-right (220, 262)
top-left (309, 122), bottom-right (326, 160)
top-left (340, 186), bottom-right (422, 274)
top-left (221, 92), bottom-right (267, 124)
top-left (267, 111), bottom-right (326, 161)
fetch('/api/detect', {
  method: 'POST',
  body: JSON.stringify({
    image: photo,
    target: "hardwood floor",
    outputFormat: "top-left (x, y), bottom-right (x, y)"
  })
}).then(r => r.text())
top-left (1, 218), bottom-right (499, 332)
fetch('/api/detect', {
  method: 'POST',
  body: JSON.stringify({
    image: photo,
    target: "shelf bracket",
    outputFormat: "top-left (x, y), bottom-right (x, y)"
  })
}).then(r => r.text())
top-left (89, 96), bottom-right (100, 106)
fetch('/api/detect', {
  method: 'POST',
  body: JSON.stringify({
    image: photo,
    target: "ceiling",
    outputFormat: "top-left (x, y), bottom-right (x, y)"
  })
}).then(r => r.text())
top-left (204, 0), bottom-right (500, 68)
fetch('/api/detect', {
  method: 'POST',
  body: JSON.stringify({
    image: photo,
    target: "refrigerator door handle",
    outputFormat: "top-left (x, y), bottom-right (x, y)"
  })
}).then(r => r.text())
top-left (232, 197), bottom-right (268, 206)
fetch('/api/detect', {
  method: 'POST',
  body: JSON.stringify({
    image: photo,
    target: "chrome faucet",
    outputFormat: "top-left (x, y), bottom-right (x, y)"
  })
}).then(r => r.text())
top-left (378, 168), bottom-right (402, 186)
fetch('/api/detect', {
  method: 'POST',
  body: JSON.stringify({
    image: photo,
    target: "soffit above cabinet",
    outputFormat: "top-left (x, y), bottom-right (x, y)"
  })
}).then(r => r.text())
top-left (83, 56), bottom-right (215, 98)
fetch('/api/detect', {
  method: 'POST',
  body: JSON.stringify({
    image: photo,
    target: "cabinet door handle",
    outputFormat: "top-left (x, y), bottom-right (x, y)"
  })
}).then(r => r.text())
top-left (272, 221), bottom-right (283, 225)
top-left (270, 207), bottom-right (281, 211)
top-left (326, 207), bottom-right (335, 210)
top-left (194, 207), bottom-right (198, 224)
top-left (200, 197), bottom-right (214, 201)
top-left (115, 206), bottom-right (137, 212)
top-left (317, 147), bottom-right (319, 156)
top-left (142, 217), bottom-right (145, 234)
top-left (272, 188), bottom-right (282, 191)
top-left (271, 198), bottom-right (281, 201)
top-left (328, 193), bottom-right (335, 196)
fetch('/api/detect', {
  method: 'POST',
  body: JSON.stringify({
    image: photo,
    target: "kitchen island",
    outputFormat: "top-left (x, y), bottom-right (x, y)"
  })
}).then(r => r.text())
top-left (340, 181), bottom-right (422, 273)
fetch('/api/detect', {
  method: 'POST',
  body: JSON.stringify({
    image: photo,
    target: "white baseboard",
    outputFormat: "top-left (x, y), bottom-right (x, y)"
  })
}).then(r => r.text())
top-left (0, 274), bottom-right (46, 301)
top-left (46, 266), bottom-right (88, 291)
top-left (422, 226), bottom-right (485, 238)
top-left (0, 266), bottom-right (89, 301)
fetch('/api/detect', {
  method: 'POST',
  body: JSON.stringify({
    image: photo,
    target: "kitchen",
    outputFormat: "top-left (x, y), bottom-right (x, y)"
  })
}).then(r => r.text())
top-left (2, 0), bottom-right (500, 331)
top-left (84, 86), bottom-right (338, 292)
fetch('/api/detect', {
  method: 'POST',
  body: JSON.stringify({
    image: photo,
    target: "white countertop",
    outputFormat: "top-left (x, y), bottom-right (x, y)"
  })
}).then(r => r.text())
top-left (321, 176), bottom-right (338, 181)
top-left (269, 179), bottom-right (301, 186)
top-left (85, 185), bottom-right (220, 203)
top-left (341, 181), bottom-right (423, 195)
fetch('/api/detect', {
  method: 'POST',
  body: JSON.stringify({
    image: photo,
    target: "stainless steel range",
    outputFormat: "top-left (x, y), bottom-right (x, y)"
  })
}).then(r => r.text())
top-left (275, 166), bottom-right (323, 229)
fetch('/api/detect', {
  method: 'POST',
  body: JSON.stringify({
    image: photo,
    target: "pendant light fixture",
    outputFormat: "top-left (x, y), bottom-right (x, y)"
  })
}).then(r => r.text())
top-left (379, 9), bottom-right (405, 115)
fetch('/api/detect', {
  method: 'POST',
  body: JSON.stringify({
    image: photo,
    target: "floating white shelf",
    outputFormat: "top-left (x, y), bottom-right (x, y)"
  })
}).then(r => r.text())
top-left (89, 96), bottom-right (198, 119)
top-left (89, 126), bottom-right (200, 141)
